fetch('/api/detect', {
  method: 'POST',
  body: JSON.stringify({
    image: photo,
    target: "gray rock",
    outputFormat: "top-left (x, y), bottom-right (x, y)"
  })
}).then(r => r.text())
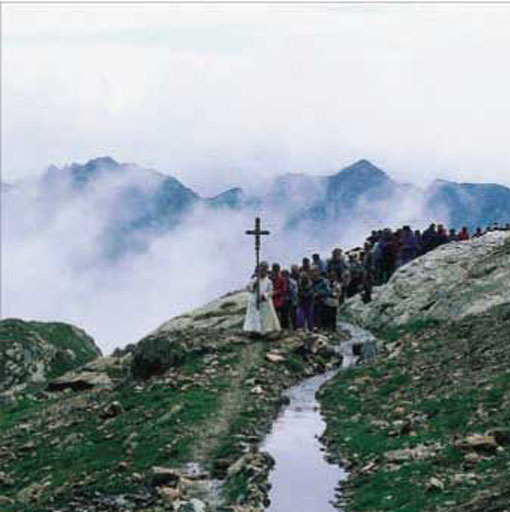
top-left (343, 232), bottom-right (510, 330)
top-left (149, 466), bottom-right (181, 487)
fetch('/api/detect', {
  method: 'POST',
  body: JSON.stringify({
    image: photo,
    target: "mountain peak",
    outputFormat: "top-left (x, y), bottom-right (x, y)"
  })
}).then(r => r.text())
top-left (339, 159), bottom-right (388, 178)
top-left (207, 187), bottom-right (245, 209)
top-left (81, 156), bottom-right (120, 172)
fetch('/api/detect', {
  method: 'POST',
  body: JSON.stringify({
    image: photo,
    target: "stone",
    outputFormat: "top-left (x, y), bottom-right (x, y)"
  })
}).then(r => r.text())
top-left (153, 291), bottom-right (248, 333)
top-left (343, 232), bottom-right (510, 330)
top-left (17, 482), bottom-right (47, 504)
top-left (100, 401), bottom-right (123, 419)
top-left (0, 495), bottom-right (15, 506)
top-left (0, 471), bottom-right (13, 486)
top-left (385, 444), bottom-right (438, 463)
top-left (427, 477), bottom-right (445, 492)
top-left (489, 428), bottom-right (510, 446)
top-left (48, 368), bottom-right (112, 392)
top-left (460, 434), bottom-right (498, 454)
top-left (157, 485), bottom-right (181, 502)
top-left (464, 452), bottom-right (480, 464)
top-left (19, 441), bottom-right (36, 453)
top-left (150, 466), bottom-right (181, 487)
top-left (251, 385), bottom-right (264, 395)
top-left (131, 336), bottom-right (187, 380)
top-left (265, 352), bottom-right (285, 363)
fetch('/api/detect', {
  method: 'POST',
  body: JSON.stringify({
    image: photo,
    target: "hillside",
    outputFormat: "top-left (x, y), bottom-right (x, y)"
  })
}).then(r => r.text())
top-left (0, 295), bottom-right (344, 512)
top-left (1, 233), bottom-right (510, 512)
top-left (0, 319), bottom-right (101, 397)
top-left (319, 232), bottom-right (510, 511)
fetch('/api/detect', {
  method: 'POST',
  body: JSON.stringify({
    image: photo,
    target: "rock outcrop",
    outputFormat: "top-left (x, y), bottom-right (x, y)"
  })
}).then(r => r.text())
top-left (154, 290), bottom-right (248, 333)
top-left (343, 231), bottom-right (510, 331)
top-left (47, 357), bottom-right (122, 391)
top-left (0, 319), bottom-right (101, 395)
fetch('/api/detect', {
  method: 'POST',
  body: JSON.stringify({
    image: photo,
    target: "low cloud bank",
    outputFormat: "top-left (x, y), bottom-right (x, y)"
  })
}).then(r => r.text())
top-left (2, 166), bottom-right (441, 353)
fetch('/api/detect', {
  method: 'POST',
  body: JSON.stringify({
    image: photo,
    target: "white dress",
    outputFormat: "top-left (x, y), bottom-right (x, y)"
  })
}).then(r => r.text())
top-left (243, 276), bottom-right (281, 334)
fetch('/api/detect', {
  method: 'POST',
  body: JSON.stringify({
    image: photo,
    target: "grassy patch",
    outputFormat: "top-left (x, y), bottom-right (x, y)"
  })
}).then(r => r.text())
top-left (320, 309), bottom-right (510, 511)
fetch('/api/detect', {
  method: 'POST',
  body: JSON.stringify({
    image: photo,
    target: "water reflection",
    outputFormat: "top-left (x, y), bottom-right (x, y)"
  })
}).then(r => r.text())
top-left (262, 372), bottom-right (346, 512)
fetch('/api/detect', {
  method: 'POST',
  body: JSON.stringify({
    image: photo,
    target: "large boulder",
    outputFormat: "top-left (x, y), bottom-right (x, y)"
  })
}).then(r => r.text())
top-left (47, 356), bottom-right (125, 392)
top-left (154, 291), bottom-right (248, 334)
top-left (343, 231), bottom-right (510, 331)
top-left (0, 319), bottom-right (101, 394)
top-left (131, 335), bottom-right (187, 380)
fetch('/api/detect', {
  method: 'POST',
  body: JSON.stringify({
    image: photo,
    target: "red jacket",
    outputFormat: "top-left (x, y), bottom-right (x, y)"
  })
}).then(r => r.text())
top-left (271, 275), bottom-right (288, 309)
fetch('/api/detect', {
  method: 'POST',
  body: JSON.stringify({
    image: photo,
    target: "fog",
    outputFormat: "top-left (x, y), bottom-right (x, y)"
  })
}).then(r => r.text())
top-left (1, 162), bottom-right (440, 353)
top-left (4, 4), bottom-right (510, 192)
top-left (2, 3), bottom-right (509, 351)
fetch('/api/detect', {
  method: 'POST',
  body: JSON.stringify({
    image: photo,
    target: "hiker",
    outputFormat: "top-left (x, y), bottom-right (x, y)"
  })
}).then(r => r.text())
top-left (311, 265), bottom-right (331, 330)
top-left (422, 223), bottom-right (438, 253)
top-left (327, 248), bottom-right (347, 282)
top-left (323, 269), bottom-right (341, 331)
top-left (398, 226), bottom-right (419, 266)
top-left (283, 269), bottom-right (298, 329)
top-left (458, 226), bottom-right (470, 241)
top-left (243, 262), bottom-right (281, 335)
top-left (473, 227), bottom-right (483, 238)
top-left (346, 253), bottom-right (363, 297)
top-left (372, 236), bottom-right (385, 286)
top-left (271, 263), bottom-right (289, 329)
top-left (295, 272), bottom-right (314, 330)
top-left (437, 224), bottom-right (449, 245)
top-left (361, 242), bottom-right (374, 304)
top-left (290, 264), bottom-right (301, 283)
top-left (414, 230), bottom-right (423, 255)
top-left (300, 257), bottom-right (311, 275)
top-left (312, 253), bottom-right (327, 275)
top-left (448, 228), bottom-right (458, 242)
top-left (381, 231), bottom-right (397, 283)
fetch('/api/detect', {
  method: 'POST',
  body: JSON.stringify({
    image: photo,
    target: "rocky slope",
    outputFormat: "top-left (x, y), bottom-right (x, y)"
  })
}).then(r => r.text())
top-left (0, 296), bottom-right (344, 512)
top-left (0, 319), bottom-right (101, 397)
top-left (343, 231), bottom-right (510, 331)
top-left (320, 232), bottom-right (510, 512)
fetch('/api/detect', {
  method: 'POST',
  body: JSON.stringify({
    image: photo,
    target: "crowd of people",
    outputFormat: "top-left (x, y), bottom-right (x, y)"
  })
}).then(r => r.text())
top-left (242, 221), bottom-right (510, 335)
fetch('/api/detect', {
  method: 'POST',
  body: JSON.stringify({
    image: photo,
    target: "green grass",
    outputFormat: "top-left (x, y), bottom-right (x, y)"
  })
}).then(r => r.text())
top-left (319, 311), bottom-right (510, 512)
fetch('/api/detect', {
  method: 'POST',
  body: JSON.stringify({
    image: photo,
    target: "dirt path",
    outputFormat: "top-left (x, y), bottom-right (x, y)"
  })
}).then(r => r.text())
top-left (190, 341), bottom-right (265, 466)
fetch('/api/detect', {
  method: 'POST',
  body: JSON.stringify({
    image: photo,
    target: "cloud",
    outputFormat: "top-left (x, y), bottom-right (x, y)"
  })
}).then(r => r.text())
top-left (2, 4), bottom-right (510, 351)
top-left (1, 159), bottom-right (442, 353)
top-left (3, 4), bottom-right (510, 193)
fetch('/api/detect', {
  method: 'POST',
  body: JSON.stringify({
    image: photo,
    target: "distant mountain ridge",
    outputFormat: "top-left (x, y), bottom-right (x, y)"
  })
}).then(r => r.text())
top-left (8, 156), bottom-right (510, 258)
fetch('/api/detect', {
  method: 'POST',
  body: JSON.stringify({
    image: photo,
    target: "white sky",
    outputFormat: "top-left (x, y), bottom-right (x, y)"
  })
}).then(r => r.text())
top-left (3, 3), bottom-right (510, 194)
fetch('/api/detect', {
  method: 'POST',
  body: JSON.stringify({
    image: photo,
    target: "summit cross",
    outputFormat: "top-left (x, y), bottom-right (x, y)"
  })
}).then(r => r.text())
top-left (245, 217), bottom-right (270, 309)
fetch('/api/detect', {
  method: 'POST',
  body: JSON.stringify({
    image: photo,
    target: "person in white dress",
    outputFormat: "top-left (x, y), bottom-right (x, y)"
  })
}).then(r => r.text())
top-left (243, 262), bottom-right (281, 335)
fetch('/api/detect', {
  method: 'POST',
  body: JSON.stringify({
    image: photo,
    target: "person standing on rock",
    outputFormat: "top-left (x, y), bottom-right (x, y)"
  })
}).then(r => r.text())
top-left (458, 226), bottom-right (470, 241)
top-left (243, 262), bottom-right (281, 335)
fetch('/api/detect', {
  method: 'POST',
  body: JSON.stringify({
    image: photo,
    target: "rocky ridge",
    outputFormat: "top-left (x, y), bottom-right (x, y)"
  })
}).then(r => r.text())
top-left (0, 319), bottom-right (101, 398)
top-left (343, 231), bottom-right (510, 331)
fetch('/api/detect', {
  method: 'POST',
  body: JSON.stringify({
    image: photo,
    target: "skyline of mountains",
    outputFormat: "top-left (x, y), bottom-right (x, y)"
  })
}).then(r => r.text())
top-left (4, 156), bottom-right (510, 259)
top-left (3, 156), bottom-right (510, 346)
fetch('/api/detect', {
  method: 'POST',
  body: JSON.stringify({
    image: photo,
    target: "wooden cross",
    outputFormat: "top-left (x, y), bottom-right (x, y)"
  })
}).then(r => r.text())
top-left (245, 217), bottom-right (270, 309)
